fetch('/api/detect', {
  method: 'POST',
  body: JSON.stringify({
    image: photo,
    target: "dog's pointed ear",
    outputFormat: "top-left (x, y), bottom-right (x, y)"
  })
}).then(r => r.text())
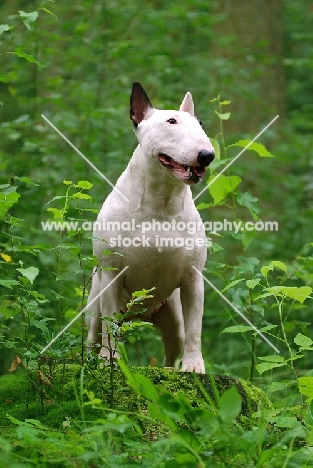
top-left (179, 92), bottom-right (194, 115)
top-left (130, 82), bottom-right (154, 127)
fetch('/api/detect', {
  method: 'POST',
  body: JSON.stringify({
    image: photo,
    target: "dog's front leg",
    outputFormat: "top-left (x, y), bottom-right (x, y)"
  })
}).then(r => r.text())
top-left (180, 270), bottom-right (205, 374)
top-left (86, 268), bottom-right (102, 349)
top-left (98, 270), bottom-right (124, 362)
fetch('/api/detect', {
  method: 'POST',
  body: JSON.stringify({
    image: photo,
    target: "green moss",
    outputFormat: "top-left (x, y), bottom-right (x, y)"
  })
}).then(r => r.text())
top-left (0, 364), bottom-right (271, 433)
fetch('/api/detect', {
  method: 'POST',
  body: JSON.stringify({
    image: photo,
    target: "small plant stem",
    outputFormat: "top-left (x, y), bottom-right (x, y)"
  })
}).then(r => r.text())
top-left (218, 100), bottom-right (227, 159)
top-left (61, 185), bottom-right (71, 218)
top-left (56, 241), bottom-right (62, 323)
top-left (1, 1), bottom-right (53, 59)
top-left (282, 438), bottom-right (294, 468)
top-left (108, 331), bottom-right (115, 408)
top-left (277, 299), bottom-right (300, 386)
top-left (218, 99), bottom-right (238, 217)
top-left (0, 23), bottom-right (24, 58)
top-left (77, 229), bottom-right (86, 365)
top-left (248, 290), bottom-right (255, 382)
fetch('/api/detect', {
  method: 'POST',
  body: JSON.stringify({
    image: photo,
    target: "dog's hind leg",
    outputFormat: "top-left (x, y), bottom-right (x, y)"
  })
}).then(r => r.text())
top-left (152, 289), bottom-right (185, 367)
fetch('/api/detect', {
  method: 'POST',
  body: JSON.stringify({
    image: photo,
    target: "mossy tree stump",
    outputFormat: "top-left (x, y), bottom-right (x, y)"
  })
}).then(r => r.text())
top-left (0, 364), bottom-right (270, 433)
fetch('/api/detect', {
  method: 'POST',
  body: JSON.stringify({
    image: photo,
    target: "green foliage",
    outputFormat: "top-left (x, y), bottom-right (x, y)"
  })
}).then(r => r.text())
top-left (228, 140), bottom-right (275, 157)
top-left (207, 173), bottom-right (242, 205)
top-left (0, 364), bottom-right (273, 467)
top-left (18, 10), bottom-right (39, 31)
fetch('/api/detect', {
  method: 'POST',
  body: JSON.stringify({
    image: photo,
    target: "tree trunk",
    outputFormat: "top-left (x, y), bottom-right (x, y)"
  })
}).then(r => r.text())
top-left (211, 0), bottom-right (285, 134)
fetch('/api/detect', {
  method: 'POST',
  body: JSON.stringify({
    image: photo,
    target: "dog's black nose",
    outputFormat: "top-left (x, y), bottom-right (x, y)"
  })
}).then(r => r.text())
top-left (197, 149), bottom-right (215, 167)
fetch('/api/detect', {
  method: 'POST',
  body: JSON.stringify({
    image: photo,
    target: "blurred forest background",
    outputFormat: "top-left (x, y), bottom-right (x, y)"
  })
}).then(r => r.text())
top-left (0, 0), bottom-right (312, 379)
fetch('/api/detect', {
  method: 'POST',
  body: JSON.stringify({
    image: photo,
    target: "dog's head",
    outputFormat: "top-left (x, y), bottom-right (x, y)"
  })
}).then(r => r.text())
top-left (130, 82), bottom-right (215, 185)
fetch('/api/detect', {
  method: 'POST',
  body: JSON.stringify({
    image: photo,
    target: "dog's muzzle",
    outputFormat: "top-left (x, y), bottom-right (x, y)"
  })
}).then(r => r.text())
top-left (158, 149), bottom-right (215, 185)
top-left (158, 150), bottom-right (214, 185)
top-left (197, 149), bottom-right (215, 167)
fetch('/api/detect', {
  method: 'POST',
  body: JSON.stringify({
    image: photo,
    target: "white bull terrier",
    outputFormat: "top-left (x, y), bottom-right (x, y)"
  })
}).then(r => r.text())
top-left (86, 83), bottom-right (215, 373)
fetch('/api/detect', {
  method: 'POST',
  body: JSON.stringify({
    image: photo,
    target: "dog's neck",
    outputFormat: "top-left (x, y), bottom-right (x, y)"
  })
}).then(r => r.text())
top-left (126, 145), bottom-right (191, 217)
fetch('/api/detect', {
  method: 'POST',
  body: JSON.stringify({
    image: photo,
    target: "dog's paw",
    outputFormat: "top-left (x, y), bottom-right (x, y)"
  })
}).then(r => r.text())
top-left (180, 355), bottom-right (205, 374)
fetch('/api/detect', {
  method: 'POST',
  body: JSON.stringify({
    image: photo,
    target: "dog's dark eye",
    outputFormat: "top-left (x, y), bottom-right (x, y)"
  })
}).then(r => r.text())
top-left (167, 118), bottom-right (177, 124)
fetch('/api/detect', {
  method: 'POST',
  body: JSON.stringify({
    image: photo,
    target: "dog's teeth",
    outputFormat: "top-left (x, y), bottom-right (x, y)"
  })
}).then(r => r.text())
top-left (186, 166), bottom-right (191, 174)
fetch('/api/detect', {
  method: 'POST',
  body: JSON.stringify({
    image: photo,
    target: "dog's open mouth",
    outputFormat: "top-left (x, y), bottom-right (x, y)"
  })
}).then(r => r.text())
top-left (158, 153), bottom-right (205, 184)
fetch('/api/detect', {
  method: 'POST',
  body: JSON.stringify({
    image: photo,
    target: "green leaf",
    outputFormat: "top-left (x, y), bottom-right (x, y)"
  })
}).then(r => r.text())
top-left (132, 374), bottom-right (159, 403)
top-left (219, 387), bottom-right (242, 423)
top-left (237, 255), bottom-right (260, 274)
top-left (260, 261), bottom-right (287, 278)
top-left (14, 47), bottom-right (45, 67)
top-left (0, 279), bottom-right (20, 289)
top-left (6, 414), bottom-right (23, 425)
top-left (173, 428), bottom-right (201, 451)
top-left (258, 355), bottom-right (285, 363)
top-left (210, 138), bottom-right (220, 159)
top-left (158, 393), bottom-right (183, 418)
top-left (118, 360), bottom-right (158, 403)
top-left (39, 7), bottom-right (57, 20)
top-left (196, 202), bottom-right (213, 210)
top-left (0, 24), bottom-right (10, 37)
top-left (267, 416), bottom-right (300, 429)
top-left (221, 325), bottom-right (253, 334)
top-left (16, 266), bottom-right (39, 284)
top-left (207, 174), bottom-right (241, 205)
top-left (132, 288), bottom-right (155, 298)
top-left (215, 110), bottom-right (231, 120)
top-left (236, 192), bottom-right (259, 219)
top-left (255, 290), bottom-right (279, 301)
top-left (259, 324), bottom-right (278, 333)
top-left (222, 278), bottom-right (245, 292)
top-left (241, 229), bottom-right (257, 250)
top-left (197, 409), bottom-right (220, 436)
top-left (270, 261), bottom-right (288, 273)
top-left (72, 192), bottom-right (92, 200)
top-left (262, 286), bottom-right (312, 304)
top-left (0, 192), bottom-right (21, 219)
top-left (260, 266), bottom-right (271, 278)
top-left (31, 319), bottom-right (49, 335)
top-left (15, 176), bottom-right (40, 186)
top-left (209, 242), bottom-right (223, 253)
top-left (15, 417), bottom-right (48, 430)
top-left (118, 359), bottom-right (135, 384)
top-left (147, 402), bottom-right (176, 429)
top-left (267, 380), bottom-right (296, 393)
top-left (63, 180), bottom-right (73, 185)
top-left (256, 361), bottom-right (286, 375)
top-left (46, 208), bottom-right (63, 219)
top-left (294, 333), bottom-right (313, 348)
top-left (283, 286), bottom-right (312, 304)
top-left (246, 278), bottom-right (261, 289)
top-left (75, 180), bottom-right (93, 190)
top-left (45, 195), bottom-right (66, 205)
top-left (220, 100), bottom-right (231, 105)
top-left (19, 10), bottom-right (39, 30)
top-left (298, 376), bottom-right (313, 402)
top-left (227, 139), bottom-right (274, 157)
